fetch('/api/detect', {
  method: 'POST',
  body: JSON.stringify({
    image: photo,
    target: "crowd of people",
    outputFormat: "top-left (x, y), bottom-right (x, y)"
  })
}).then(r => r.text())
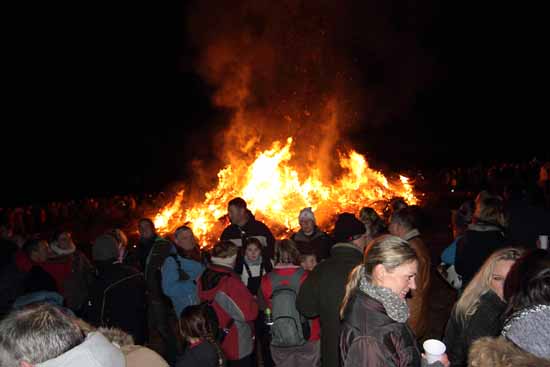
top-left (1, 160), bottom-right (550, 367)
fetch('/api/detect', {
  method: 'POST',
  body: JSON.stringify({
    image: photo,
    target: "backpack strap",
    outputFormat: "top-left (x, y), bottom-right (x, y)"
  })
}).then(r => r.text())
top-left (243, 262), bottom-right (253, 279)
top-left (168, 253), bottom-right (190, 281)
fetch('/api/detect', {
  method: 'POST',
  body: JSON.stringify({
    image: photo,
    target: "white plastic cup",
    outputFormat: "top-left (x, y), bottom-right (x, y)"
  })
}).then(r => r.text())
top-left (539, 235), bottom-right (549, 250)
top-left (423, 339), bottom-right (446, 364)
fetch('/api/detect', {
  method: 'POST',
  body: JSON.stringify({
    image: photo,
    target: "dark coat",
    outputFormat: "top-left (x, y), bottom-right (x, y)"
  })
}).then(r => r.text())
top-left (296, 243), bottom-right (363, 367)
top-left (220, 213), bottom-right (275, 259)
top-left (340, 291), bottom-right (421, 367)
top-left (291, 226), bottom-right (334, 261)
top-left (176, 340), bottom-right (224, 367)
top-left (403, 231), bottom-right (432, 339)
top-left (443, 290), bottom-right (506, 367)
top-left (84, 263), bottom-right (147, 344)
top-left (455, 224), bottom-right (507, 287)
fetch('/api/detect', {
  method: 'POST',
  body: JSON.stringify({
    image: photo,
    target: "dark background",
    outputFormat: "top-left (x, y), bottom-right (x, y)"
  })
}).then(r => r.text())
top-left (2, 1), bottom-right (546, 205)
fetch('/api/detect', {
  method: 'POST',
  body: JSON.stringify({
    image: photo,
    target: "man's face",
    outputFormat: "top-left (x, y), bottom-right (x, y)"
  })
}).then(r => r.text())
top-left (139, 221), bottom-right (155, 239)
top-left (228, 205), bottom-right (245, 225)
top-left (299, 219), bottom-right (315, 234)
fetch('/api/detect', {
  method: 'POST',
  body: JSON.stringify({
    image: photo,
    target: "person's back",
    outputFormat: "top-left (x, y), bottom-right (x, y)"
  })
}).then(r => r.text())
top-left (455, 197), bottom-right (508, 287)
top-left (198, 241), bottom-right (258, 364)
top-left (297, 213), bottom-right (366, 367)
top-left (86, 262), bottom-right (147, 344)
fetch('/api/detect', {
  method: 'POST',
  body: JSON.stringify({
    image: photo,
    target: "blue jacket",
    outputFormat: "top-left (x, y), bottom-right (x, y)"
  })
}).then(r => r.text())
top-left (441, 235), bottom-right (462, 265)
top-left (161, 251), bottom-right (204, 318)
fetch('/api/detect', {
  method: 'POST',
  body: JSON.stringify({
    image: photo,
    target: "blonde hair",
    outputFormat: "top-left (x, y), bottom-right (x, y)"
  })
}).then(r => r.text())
top-left (455, 247), bottom-right (523, 323)
top-left (339, 235), bottom-right (417, 318)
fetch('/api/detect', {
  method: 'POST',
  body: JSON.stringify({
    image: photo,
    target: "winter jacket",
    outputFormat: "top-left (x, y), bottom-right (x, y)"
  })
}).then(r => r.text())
top-left (259, 264), bottom-right (321, 342)
top-left (37, 332), bottom-right (125, 367)
top-left (469, 337), bottom-right (550, 367)
top-left (443, 290), bottom-right (506, 367)
top-left (455, 223), bottom-right (507, 287)
top-left (176, 339), bottom-right (225, 367)
top-left (198, 264), bottom-right (258, 361)
top-left (340, 291), bottom-right (422, 367)
top-left (84, 263), bottom-right (147, 344)
top-left (291, 227), bottom-right (334, 260)
top-left (220, 212), bottom-right (275, 259)
top-left (161, 252), bottom-right (204, 318)
top-left (144, 237), bottom-right (174, 302)
top-left (296, 242), bottom-right (363, 367)
top-left (403, 229), bottom-right (432, 339)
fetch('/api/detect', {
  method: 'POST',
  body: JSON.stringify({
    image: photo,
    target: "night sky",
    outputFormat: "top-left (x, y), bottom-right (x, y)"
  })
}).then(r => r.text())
top-left (2, 1), bottom-right (546, 206)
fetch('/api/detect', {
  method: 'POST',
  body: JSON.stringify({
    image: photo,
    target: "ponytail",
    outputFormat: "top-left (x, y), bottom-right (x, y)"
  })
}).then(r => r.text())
top-left (339, 265), bottom-right (364, 319)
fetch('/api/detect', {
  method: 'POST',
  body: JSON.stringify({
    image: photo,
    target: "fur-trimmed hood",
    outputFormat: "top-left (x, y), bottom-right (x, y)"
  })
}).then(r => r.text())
top-left (469, 336), bottom-right (550, 367)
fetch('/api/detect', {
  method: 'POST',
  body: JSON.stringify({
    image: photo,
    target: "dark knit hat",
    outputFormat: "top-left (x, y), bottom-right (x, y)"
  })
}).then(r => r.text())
top-left (333, 212), bottom-right (366, 243)
top-left (92, 234), bottom-right (119, 261)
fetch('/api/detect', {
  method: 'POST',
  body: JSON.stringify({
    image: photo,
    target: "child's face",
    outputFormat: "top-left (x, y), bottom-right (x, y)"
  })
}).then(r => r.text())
top-left (301, 255), bottom-right (317, 271)
top-left (245, 245), bottom-right (261, 261)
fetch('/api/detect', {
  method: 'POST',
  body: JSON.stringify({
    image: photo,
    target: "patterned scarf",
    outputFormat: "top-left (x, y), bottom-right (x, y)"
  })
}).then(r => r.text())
top-left (359, 266), bottom-right (409, 323)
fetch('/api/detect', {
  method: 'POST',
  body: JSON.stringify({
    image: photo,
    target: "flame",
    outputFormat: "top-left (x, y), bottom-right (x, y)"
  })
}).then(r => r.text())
top-left (154, 137), bottom-right (417, 248)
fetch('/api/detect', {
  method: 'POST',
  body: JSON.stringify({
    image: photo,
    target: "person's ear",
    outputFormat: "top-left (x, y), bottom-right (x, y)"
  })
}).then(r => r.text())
top-left (372, 264), bottom-right (386, 284)
top-left (21, 361), bottom-right (34, 367)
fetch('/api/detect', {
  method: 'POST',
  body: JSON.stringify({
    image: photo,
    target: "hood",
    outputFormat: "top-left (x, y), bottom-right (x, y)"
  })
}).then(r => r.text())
top-left (469, 336), bottom-right (550, 367)
top-left (502, 304), bottom-right (550, 360)
top-left (37, 332), bottom-right (125, 367)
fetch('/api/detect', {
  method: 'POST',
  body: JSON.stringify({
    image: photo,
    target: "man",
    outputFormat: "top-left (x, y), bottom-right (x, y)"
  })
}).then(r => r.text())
top-left (84, 234), bottom-right (147, 344)
top-left (291, 207), bottom-right (333, 261)
top-left (389, 205), bottom-right (431, 339)
top-left (138, 219), bottom-right (178, 365)
top-left (0, 303), bottom-right (125, 367)
top-left (220, 197), bottom-right (275, 259)
top-left (297, 213), bottom-right (367, 367)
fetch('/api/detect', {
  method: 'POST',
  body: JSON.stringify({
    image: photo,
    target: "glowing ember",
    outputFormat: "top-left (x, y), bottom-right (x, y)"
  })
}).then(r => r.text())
top-left (154, 137), bottom-right (418, 248)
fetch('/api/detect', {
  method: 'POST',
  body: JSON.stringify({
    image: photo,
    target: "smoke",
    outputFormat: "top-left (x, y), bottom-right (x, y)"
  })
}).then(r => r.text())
top-left (187, 0), bottom-right (434, 171)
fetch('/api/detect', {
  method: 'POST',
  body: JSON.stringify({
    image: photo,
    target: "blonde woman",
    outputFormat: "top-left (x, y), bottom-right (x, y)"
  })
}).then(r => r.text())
top-left (443, 247), bottom-right (523, 367)
top-left (339, 235), bottom-right (449, 367)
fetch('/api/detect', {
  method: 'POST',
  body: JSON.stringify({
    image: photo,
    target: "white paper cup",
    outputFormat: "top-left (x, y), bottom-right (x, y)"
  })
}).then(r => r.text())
top-left (423, 339), bottom-right (446, 364)
top-left (539, 235), bottom-right (549, 250)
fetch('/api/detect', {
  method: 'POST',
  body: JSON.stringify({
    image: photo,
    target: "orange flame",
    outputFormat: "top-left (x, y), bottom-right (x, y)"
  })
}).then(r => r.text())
top-left (154, 137), bottom-right (417, 248)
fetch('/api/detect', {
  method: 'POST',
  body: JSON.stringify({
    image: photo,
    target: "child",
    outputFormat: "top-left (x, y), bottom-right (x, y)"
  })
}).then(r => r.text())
top-left (299, 247), bottom-right (318, 272)
top-left (235, 238), bottom-right (273, 295)
top-left (177, 305), bottom-right (225, 367)
top-left (260, 239), bottom-right (321, 367)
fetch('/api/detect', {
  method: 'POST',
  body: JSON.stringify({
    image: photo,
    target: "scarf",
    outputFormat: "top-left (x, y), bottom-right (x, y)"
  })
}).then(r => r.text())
top-left (359, 267), bottom-right (409, 323)
top-left (245, 255), bottom-right (262, 267)
top-left (50, 240), bottom-right (76, 256)
top-left (211, 255), bottom-right (237, 269)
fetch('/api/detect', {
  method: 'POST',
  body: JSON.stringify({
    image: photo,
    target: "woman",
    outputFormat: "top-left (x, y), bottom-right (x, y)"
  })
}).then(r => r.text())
top-left (162, 226), bottom-right (205, 318)
top-left (443, 247), bottom-right (523, 367)
top-left (339, 234), bottom-right (449, 367)
top-left (468, 249), bottom-right (550, 366)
